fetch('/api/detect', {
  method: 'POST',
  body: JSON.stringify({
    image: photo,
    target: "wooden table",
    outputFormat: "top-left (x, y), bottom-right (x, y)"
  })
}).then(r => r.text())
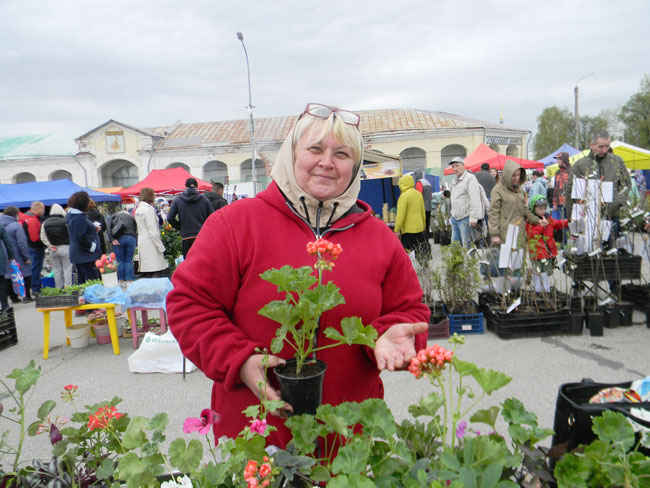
top-left (37, 302), bottom-right (120, 359)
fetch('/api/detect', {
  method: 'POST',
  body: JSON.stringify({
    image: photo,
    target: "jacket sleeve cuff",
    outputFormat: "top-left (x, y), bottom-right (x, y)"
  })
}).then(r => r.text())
top-left (90, 242), bottom-right (97, 253)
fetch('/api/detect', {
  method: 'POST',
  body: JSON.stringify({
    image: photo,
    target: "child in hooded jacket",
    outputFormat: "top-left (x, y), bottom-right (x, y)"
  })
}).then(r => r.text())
top-left (525, 195), bottom-right (568, 273)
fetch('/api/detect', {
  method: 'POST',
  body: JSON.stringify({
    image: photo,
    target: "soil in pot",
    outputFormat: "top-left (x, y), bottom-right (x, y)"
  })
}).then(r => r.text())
top-left (274, 359), bottom-right (327, 416)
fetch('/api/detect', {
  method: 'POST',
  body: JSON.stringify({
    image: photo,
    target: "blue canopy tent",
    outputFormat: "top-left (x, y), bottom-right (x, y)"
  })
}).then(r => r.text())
top-left (540, 143), bottom-right (580, 167)
top-left (0, 179), bottom-right (121, 209)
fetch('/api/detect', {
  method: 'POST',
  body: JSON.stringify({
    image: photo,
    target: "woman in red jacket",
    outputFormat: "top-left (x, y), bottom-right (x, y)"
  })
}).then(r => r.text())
top-left (526, 195), bottom-right (569, 274)
top-left (166, 103), bottom-right (429, 448)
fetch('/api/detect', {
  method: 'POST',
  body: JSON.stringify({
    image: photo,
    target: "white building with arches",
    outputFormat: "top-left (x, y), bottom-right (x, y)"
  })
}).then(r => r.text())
top-left (0, 109), bottom-right (529, 192)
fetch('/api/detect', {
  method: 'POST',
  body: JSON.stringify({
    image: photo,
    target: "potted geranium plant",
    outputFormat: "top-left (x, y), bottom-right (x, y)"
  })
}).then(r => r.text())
top-left (95, 252), bottom-right (119, 288)
top-left (258, 238), bottom-right (377, 415)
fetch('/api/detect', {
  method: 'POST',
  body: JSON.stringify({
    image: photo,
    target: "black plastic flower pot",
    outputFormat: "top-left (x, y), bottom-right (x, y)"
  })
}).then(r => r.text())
top-left (585, 310), bottom-right (604, 337)
top-left (274, 359), bottom-right (327, 416)
top-left (603, 304), bottom-right (620, 328)
top-left (569, 313), bottom-right (584, 335)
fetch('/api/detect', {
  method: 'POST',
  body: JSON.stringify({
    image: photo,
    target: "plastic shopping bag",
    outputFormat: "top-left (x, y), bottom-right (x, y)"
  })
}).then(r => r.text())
top-left (127, 329), bottom-right (196, 374)
top-left (10, 260), bottom-right (25, 297)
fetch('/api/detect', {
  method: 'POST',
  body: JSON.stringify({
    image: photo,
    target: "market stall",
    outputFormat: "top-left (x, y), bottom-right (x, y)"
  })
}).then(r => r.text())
top-left (0, 179), bottom-right (120, 209)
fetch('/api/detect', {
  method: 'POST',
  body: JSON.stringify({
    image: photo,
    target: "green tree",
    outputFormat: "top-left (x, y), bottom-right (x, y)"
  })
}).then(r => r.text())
top-left (578, 114), bottom-right (608, 149)
top-left (619, 74), bottom-right (650, 149)
top-left (534, 106), bottom-right (609, 159)
top-left (533, 106), bottom-right (573, 159)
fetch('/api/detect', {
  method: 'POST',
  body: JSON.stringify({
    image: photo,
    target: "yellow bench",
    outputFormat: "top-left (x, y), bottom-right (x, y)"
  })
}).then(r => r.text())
top-left (37, 302), bottom-right (121, 359)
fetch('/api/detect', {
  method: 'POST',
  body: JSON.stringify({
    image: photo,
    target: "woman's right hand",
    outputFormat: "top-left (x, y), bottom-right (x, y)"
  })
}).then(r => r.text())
top-left (240, 354), bottom-right (293, 417)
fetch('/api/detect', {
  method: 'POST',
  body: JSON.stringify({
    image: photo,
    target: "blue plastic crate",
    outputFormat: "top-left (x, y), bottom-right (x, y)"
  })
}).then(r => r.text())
top-left (443, 306), bottom-right (484, 335)
top-left (41, 276), bottom-right (56, 288)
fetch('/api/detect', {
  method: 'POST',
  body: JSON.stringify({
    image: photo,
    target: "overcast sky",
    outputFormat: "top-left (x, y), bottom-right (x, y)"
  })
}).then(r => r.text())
top-left (1, 0), bottom-right (648, 143)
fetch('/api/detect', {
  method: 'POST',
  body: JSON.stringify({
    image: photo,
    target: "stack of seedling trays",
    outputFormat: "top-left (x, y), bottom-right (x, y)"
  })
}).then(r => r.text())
top-left (0, 308), bottom-right (17, 351)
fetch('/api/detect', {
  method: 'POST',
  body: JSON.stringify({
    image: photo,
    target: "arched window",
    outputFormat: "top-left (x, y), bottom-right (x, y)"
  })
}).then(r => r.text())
top-left (166, 162), bottom-right (190, 171)
top-left (489, 144), bottom-right (501, 154)
top-left (440, 144), bottom-right (467, 166)
top-left (240, 159), bottom-right (266, 182)
top-left (50, 170), bottom-right (72, 181)
top-left (14, 172), bottom-right (36, 184)
top-left (506, 145), bottom-right (519, 157)
top-left (399, 147), bottom-right (426, 174)
top-left (100, 159), bottom-right (138, 187)
top-left (203, 160), bottom-right (228, 184)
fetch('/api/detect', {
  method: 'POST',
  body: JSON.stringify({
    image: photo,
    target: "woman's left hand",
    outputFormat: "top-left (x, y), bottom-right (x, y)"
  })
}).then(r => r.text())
top-left (374, 322), bottom-right (428, 371)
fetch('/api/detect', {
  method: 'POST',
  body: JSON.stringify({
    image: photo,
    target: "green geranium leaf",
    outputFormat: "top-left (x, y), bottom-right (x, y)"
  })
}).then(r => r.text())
top-left (553, 453), bottom-right (591, 486)
top-left (458, 466), bottom-right (478, 488)
top-left (8, 361), bottom-right (40, 394)
top-left (115, 452), bottom-right (158, 488)
top-left (147, 412), bottom-right (169, 433)
top-left (501, 398), bottom-right (536, 427)
top-left (122, 416), bottom-right (148, 450)
top-left (169, 438), bottom-right (203, 473)
top-left (360, 398), bottom-right (396, 437)
top-left (96, 457), bottom-right (115, 480)
top-left (470, 406), bottom-right (500, 430)
top-left (331, 438), bottom-right (369, 475)
top-left (286, 415), bottom-right (320, 452)
top-left (201, 462), bottom-right (232, 486)
top-left (409, 391), bottom-right (445, 418)
top-left (259, 300), bottom-right (297, 327)
top-left (479, 462), bottom-right (503, 488)
top-left (309, 464), bottom-right (331, 482)
top-left (592, 410), bottom-right (636, 450)
top-left (324, 317), bottom-right (377, 348)
top-left (471, 367), bottom-right (512, 395)
top-left (452, 358), bottom-right (478, 378)
top-left (260, 266), bottom-right (315, 292)
top-left (328, 474), bottom-right (376, 487)
top-left (37, 400), bottom-right (56, 419)
top-left (440, 451), bottom-right (461, 471)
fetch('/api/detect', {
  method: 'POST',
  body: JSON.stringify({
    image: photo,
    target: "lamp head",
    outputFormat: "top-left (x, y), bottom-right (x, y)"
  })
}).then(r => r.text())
top-left (236, 32), bottom-right (244, 41)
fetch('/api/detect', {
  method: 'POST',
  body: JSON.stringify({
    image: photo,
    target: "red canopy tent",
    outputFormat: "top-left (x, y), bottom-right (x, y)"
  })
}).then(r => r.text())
top-left (443, 144), bottom-right (543, 175)
top-left (114, 168), bottom-right (212, 197)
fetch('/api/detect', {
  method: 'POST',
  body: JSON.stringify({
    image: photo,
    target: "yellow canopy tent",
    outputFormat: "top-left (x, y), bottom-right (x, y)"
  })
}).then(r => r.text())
top-left (545, 141), bottom-right (650, 176)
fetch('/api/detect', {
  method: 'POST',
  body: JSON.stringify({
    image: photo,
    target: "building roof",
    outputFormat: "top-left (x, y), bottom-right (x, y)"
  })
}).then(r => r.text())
top-left (0, 109), bottom-right (525, 160)
top-left (0, 134), bottom-right (78, 160)
top-left (152, 108), bottom-right (525, 149)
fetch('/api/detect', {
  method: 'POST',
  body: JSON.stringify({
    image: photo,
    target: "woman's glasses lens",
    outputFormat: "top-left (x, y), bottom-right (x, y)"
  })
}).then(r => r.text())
top-left (304, 103), bottom-right (360, 127)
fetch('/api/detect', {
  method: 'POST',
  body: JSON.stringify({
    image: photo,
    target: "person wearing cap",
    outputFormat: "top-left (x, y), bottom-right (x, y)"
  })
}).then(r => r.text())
top-left (528, 169), bottom-right (548, 199)
top-left (166, 177), bottom-right (214, 258)
top-left (474, 162), bottom-right (496, 199)
top-left (448, 156), bottom-right (484, 248)
top-left (488, 159), bottom-right (545, 246)
top-left (525, 195), bottom-right (568, 274)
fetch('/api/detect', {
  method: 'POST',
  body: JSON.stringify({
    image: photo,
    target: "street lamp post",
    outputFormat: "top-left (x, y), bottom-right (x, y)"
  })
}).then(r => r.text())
top-left (236, 32), bottom-right (257, 196)
top-left (574, 73), bottom-right (595, 150)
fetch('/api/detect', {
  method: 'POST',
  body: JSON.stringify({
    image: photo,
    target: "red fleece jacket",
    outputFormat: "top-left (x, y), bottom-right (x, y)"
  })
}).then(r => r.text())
top-left (525, 216), bottom-right (568, 260)
top-left (166, 182), bottom-right (429, 447)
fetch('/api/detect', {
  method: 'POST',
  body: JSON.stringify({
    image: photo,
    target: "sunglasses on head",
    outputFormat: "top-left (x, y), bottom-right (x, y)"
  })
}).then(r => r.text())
top-left (301, 103), bottom-right (361, 128)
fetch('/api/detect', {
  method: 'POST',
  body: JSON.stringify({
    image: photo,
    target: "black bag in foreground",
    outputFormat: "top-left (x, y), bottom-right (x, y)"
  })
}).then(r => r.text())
top-left (551, 379), bottom-right (650, 456)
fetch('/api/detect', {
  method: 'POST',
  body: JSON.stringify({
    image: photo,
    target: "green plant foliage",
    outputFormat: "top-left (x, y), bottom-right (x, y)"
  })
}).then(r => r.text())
top-left (432, 241), bottom-right (483, 313)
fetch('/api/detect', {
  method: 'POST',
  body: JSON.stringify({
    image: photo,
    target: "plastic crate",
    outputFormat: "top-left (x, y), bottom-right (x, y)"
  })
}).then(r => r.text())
top-left (483, 307), bottom-right (571, 339)
top-left (621, 284), bottom-right (650, 309)
top-left (429, 317), bottom-right (450, 340)
top-left (35, 291), bottom-right (80, 309)
top-left (564, 252), bottom-right (641, 281)
top-left (0, 308), bottom-right (17, 351)
top-left (443, 306), bottom-right (483, 335)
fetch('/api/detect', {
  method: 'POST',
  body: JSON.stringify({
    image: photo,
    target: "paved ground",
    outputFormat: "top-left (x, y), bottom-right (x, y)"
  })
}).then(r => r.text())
top-left (1, 258), bottom-right (649, 465)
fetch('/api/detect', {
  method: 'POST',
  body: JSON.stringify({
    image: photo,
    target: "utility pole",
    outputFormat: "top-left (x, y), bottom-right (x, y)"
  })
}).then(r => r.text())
top-left (236, 32), bottom-right (257, 196)
top-left (574, 73), bottom-right (595, 149)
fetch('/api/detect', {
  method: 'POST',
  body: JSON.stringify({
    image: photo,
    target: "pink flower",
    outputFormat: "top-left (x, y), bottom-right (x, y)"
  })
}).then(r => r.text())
top-left (183, 409), bottom-right (220, 435)
top-left (249, 418), bottom-right (267, 435)
top-left (408, 344), bottom-right (454, 379)
top-left (456, 420), bottom-right (467, 439)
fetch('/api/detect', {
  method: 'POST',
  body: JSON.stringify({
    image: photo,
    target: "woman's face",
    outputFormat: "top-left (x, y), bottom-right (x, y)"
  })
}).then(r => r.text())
top-left (511, 170), bottom-right (521, 186)
top-left (490, 168), bottom-right (497, 178)
top-left (294, 131), bottom-right (355, 201)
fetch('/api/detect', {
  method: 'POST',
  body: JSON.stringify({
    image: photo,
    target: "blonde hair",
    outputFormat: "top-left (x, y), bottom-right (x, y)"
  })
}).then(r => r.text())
top-left (292, 111), bottom-right (363, 168)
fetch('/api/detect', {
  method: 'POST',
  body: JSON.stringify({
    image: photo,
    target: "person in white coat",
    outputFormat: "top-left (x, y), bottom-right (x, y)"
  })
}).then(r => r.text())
top-left (134, 187), bottom-right (169, 278)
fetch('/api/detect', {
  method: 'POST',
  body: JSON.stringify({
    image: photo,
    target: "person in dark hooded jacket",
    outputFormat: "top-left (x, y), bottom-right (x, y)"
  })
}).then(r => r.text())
top-left (166, 178), bottom-right (213, 257)
top-left (203, 182), bottom-right (228, 212)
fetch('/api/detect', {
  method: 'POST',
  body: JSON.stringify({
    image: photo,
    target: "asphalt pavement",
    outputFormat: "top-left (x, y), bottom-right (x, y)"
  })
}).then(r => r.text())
top-left (1, 258), bottom-right (649, 465)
